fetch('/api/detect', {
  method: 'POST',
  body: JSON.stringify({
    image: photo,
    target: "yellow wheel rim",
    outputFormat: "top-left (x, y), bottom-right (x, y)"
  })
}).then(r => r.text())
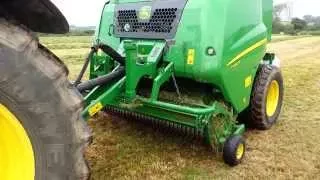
top-left (0, 104), bottom-right (35, 180)
top-left (236, 143), bottom-right (244, 160)
top-left (266, 80), bottom-right (280, 117)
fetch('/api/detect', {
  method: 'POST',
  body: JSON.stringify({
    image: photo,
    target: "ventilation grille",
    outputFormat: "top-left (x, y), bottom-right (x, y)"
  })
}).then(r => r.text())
top-left (116, 8), bottom-right (178, 34)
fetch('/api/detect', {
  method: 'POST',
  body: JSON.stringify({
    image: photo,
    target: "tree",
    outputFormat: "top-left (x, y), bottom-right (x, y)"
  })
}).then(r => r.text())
top-left (291, 18), bottom-right (307, 31)
top-left (272, 3), bottom-right (291, 34)
top-left (303, 15), bottom-right (315, 24)
top-left (273, 17), bottom-right (283, 34)
top-left (314, 17), bottom-right (320, 26)
top-left (273, 3), bottom-right (287, 19)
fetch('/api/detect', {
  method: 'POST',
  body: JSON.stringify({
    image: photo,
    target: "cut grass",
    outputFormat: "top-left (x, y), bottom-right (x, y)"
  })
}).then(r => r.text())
top-left (40, 36), bottom-right (320, 179)
top-left (40, 37), bottom-right (92, 79)
top-left (41, 36), bottom-right (93, 44)
top-left (271, 35), bottom-right (309, 42)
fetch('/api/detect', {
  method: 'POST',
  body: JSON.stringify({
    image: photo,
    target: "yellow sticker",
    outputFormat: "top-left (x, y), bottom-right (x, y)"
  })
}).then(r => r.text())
top-left (187, 49), bottom-right (195, 65)
top-left (88, 102), bottom-right (103, 117)
top-left (245, 76), bottom-right (253, 88)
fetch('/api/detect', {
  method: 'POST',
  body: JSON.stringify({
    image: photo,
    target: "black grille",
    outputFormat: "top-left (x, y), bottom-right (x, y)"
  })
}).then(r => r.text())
top-left (117, 8), bottom-right (178, 33)
top-left (114, 0), bottom-right (188, 39)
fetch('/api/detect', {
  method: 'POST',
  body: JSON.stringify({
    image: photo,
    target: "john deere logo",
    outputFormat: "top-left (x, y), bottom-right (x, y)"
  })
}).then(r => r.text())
top-left (138, 6), bottom-right (152, 20)
top-left (124, 23), bottom-right (131, 32)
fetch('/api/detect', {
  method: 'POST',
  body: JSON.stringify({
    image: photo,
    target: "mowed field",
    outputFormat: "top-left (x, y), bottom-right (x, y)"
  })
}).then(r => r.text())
top-left (41, 36), bottom-right (320, 179)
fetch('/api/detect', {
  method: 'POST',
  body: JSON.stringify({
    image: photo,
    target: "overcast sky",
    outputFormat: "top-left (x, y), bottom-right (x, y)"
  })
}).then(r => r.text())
top-left (51, 0), bottom-right (320, 26)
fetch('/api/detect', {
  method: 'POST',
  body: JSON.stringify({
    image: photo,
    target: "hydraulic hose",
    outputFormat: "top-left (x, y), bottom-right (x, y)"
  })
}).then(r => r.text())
top-left (75, 44), bottom-right (126, 92)
top-left (74, 43), bottom-right (125, 87)
top-left (76, 66), bottom-right (125, 92)
top-left (99, 44), bottom-right (125, 65)
top-left (74, 46), bottom-right (97, 85)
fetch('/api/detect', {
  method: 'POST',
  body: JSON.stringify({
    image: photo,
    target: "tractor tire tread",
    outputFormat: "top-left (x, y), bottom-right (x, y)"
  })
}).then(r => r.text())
top-left (0, 18), bottom-right (90, 179)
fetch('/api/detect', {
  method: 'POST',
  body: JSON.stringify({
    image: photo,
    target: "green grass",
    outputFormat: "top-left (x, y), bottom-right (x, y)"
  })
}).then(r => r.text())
top-left (271, 35), bottom-right (309, 42)
top-left (40, 36), bottom-right (92, 79)
top-left (40, 35), bottom-right (320, 179)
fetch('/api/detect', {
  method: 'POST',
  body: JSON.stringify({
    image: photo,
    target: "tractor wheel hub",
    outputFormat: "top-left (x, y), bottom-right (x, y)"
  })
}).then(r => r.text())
top-left (266, 80), bottom-right (280, 117)
top-left (0, 104), bottom-right (35, 180)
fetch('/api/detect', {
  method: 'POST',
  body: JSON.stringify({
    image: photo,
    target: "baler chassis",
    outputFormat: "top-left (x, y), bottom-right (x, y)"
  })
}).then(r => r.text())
top-left (77, 40), bottom-right (246, 166)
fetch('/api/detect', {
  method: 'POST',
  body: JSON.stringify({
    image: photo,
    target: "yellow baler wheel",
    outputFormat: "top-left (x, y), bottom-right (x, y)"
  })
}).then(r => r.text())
top-left (266, 80), bottom-right (280, 117)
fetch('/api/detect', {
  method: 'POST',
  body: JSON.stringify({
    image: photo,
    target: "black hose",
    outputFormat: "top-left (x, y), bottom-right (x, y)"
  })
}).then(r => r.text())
top-left (75, 44), bottom-right (126, 92)
top-left (99, 44), bottom-right (125, 65)
top-left (74, 47), bottom-right (97, 85)
top-left (76, 66), bottom-right (125, 92)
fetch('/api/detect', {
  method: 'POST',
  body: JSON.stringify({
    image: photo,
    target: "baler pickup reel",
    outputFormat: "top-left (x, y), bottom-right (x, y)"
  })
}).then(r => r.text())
top-left (76, 40), bottom-right (245, 166)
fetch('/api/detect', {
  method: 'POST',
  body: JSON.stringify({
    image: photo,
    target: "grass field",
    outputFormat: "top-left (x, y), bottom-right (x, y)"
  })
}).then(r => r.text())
top-left (41, 36), bottom-right (320, 180)
top-left (41, 36), bottom-right (93, 79)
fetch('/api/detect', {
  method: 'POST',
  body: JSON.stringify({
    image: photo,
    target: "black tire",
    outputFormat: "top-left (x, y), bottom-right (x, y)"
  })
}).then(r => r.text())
top-left (243, 64), bottom-right (284, 130)
top-left (223, 136), bottom-right (245, 166)
top-left (0, 19), bottom-right (90, 179)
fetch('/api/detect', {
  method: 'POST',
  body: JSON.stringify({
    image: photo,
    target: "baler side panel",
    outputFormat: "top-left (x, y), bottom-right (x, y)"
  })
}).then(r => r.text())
top-left (165, 0), bottom-right (223, 81)
top-left (165, 1), bottom-right (203, 79)
top-left (95, 3), bottom-right (120, 50)
top-left (167, 0), bottom-right (271, 112)
top-left (220, 0), bottom-right (270, 112)
top-left (263, 0), bottom-right (273, 41)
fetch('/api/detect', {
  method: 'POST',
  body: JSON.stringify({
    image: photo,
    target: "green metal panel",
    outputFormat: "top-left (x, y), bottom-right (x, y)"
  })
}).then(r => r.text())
top-left (263, 0), bottom-right (274, 41)
top-left (122, 40), bottom-right (166, 99)
top-left (94, 2), bottom-right (120, 48)
top-left (89, 53), bottom-right (114, 79)
top-left (165, 0), bottom-right (270, 112)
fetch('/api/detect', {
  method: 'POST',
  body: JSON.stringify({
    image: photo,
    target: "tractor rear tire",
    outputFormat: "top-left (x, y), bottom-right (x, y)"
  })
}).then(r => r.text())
top-left (245, 64), bottom-right (284, 130)
top-left (0, 19), bottom-right (90, 179)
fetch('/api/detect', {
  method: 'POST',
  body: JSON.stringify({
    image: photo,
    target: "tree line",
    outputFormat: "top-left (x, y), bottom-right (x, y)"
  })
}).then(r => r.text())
top-left (273, 4), bottom-right (320, 35)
